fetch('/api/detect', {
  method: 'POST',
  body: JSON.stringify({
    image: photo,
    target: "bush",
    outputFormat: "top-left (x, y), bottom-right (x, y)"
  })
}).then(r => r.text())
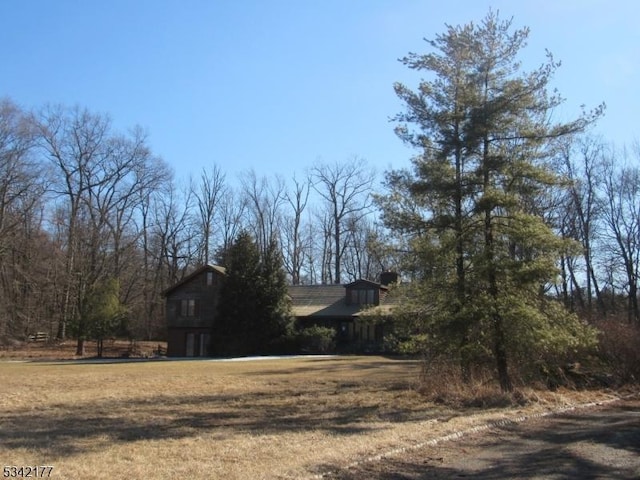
top-left (265, 334), bottom-right (300, 355)
top-left (382, 332), bottom-right (429, 355)
top-left (418, 357), bottom-right (538, 408)
top-left (297, 326), bottom-right (336, 353)
top-left (596, 318), bottom-right (640, 384)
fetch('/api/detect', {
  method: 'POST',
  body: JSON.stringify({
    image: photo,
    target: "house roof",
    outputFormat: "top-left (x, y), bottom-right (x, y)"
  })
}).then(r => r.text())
top-left (288, 283), bottom-right (396, 318)
top-left (288, 284), bottom-right (360, 318)
top-left (345, 279), bottom-right (389, 290)
top-left (162, 265), bottom-right (398, 318)
top-left (162, 264), bottom-right (226, 297)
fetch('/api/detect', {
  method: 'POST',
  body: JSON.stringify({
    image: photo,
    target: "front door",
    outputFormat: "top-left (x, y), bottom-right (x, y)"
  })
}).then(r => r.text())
top-left (185, 333), bottom-right (195, 357)
top-left (199, 333), bottom-right (211, 356)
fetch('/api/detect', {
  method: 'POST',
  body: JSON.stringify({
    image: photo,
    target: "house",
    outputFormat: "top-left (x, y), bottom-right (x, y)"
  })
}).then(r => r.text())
top-left (163, 264), bottom-right (226, 357)
top-left (288, 276), bottom-right (397, 351)
top-left (163, 264), bottom-right (398, 357)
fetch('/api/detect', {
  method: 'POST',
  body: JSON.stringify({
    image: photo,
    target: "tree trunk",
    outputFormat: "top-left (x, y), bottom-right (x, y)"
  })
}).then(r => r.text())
top-left (454, 117), bottom-right (469, 382)
top-left (76, 337), bottom-right (85, 356)
top-left (482, 118), bottom-right (512, 391)
top-left (486, 210), bottom-right (512, 392)
top-left (628, 273), bottom-right (639, 323)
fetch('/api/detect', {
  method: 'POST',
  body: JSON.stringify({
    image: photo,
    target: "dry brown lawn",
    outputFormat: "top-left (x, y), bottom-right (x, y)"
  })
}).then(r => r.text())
top-left (0, 354), bottom-right (618, 479)
top-left (0, 339), bottom-right (162, 360)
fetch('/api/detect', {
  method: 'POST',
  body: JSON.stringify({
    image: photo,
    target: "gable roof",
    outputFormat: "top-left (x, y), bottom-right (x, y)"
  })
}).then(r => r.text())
top-left (162, 264), bottom-right (226, 297)
top-left (288, 282), bottom-right (396, 318)
top-left (288, 284), bottom-right (360, 318)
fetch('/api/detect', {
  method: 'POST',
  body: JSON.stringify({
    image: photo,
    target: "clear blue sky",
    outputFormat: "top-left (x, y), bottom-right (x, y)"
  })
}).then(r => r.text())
top-left (1, 0), bottom-right (638, 182)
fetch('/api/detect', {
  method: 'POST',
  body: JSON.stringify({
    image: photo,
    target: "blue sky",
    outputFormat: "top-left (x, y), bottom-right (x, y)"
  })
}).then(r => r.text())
top-left (1, 0), bottom-right (638, 182)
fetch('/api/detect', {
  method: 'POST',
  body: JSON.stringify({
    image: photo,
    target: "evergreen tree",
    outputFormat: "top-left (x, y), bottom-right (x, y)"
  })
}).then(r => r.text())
top-left (256, 239), bottom-right (293, 347)
top-left (214, 231), bottom-right (291, 356)
top-left (380, 11), bottom-right (602, 391)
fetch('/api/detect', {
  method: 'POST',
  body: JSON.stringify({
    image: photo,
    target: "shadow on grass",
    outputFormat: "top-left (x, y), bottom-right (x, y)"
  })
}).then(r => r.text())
top-left (0, 356), bottom-right (437, 462)
top-left (246, 357), bottom-right (421, 374)
top-left (317, 399), bottom-right (640, 480)
top-left (0, 386), bottom-right (440, 458)
top-left (242, 358), bottom-right (422, 392)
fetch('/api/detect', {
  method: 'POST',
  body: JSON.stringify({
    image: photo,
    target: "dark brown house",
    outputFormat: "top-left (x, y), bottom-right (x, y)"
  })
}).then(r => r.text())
top-left (288, 278), bottom-right (395, 351)
top-left (163, 264), bottom-right (226, 357)
top-left (163, 265), bottom-right (397, 357)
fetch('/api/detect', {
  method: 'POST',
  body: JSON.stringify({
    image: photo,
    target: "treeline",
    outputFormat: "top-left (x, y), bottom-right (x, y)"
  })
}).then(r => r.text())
top-left (2, 11), bottom-right (640, 378)
top-left (0, 99), bottom-right (388, 348)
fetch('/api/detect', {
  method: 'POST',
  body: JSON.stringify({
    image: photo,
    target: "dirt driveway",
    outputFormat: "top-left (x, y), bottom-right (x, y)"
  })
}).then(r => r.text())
top-left (325, 397), bottom-right (640, 480)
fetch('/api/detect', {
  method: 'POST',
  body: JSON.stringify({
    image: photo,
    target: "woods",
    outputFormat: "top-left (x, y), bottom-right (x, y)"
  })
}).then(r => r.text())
top-left (0, 11), bottom-right (638, 390)
top-left (0, 100), bottom-right (384, 348)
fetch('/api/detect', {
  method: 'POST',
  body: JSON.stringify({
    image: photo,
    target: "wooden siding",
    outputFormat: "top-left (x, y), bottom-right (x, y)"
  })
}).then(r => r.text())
top-left (167, 327), bottom-right (212, 357)
top-left (165, 266), bottom-right (223, 329)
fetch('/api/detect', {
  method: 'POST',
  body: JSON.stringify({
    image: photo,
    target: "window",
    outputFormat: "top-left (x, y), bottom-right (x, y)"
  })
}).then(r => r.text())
top-left (180, 299), bottom-right (196, 317)
top-left (206, 271), bottom-right (214, 286)
top-left (350, 289), bottom-right (376, 305)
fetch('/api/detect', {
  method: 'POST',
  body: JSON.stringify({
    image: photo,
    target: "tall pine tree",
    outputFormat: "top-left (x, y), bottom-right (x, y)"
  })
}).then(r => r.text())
top-left (380, 11), bottom-right (602, 391)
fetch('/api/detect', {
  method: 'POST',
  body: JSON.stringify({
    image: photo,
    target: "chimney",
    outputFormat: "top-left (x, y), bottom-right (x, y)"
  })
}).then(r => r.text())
top-left (380, 271), bottom-right (399, 286)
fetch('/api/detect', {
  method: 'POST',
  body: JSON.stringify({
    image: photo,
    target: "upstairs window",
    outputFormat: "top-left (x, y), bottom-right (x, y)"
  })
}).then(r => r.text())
top-left (350, 289), bottom-right (375, 305)
top-left (350, 290), bottom-right (358, 304)
top-left (180, 299), bottom-right (196, 317)
top-left (206, 271), bottom-right (214, 286)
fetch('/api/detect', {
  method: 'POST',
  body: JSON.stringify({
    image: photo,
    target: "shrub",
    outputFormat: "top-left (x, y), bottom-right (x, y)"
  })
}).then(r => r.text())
top-left (596, 317), bottom-right (640, 384)
top-left (297, 326), bottom-right (336, 353)
top-left (417, 356), bottom-right (540, 408)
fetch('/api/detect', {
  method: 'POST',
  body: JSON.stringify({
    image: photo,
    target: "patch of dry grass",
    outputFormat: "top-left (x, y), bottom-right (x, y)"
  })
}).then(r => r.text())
top-left (0, 339), bottom-right (162, 360)
top-left (0, 356), bottom-right (617, 479)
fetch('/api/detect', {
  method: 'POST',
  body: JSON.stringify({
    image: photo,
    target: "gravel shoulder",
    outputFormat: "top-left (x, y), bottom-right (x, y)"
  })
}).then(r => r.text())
top-left (323, 396), bottom-right (640, 480)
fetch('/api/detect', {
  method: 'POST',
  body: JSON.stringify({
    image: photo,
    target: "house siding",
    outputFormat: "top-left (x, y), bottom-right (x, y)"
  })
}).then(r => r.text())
top-left (164, 268), bottom-right (396, 356)
top-left (167, 327), bottom-right (212, 357)
top-left (164, 265), bottom-right (224, 357)
top-left (290, 280), bottom-right (392, 353)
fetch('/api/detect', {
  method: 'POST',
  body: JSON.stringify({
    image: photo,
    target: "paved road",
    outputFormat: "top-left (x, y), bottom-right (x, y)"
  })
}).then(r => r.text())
top-left (327, 398), bottom-right (640, 479)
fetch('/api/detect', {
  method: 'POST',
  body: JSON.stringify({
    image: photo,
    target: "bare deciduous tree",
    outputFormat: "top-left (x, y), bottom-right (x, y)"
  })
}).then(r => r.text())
top-left (241, 170), bottom-right (286, 256)
top-left (560, 137), bottom-right (607, 316)
top-left (0, 99), bottom-right (49, 340)
top-left (34, 105), bottom-right (113, 346)
top-left (152, 179), bottom-right (196, 285)
top-left (310, 157), bottom-right (375, 284)
top-left (281, 175), bottom-right (310, 284)
top-left (191, 165), bottom-right (226, 265)
top-left (216, 186), bottom-right (247, 260)
top-left (34, 105), bottom-right (171, 352)
top-left (601, 147), bottom-right (640, 323)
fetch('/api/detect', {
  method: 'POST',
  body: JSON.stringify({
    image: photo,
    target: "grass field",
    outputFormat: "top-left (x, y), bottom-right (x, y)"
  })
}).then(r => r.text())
top-left (0, 355), bottom-right (615, 479)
